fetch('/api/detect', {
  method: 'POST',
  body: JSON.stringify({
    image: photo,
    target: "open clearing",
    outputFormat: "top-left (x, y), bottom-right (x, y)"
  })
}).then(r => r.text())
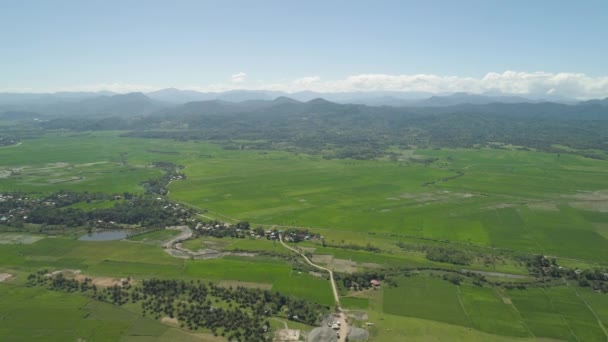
top-left (0, 273), bottom-right (12, 282)
top-left (0, 233), bottom-right (44, 244)
top-left (217, 280), bottom-right (273, 290)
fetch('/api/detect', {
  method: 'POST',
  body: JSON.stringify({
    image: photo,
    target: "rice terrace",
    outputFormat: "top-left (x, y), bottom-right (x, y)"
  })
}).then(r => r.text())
top-left (3, 2), bottom-right (608, 341)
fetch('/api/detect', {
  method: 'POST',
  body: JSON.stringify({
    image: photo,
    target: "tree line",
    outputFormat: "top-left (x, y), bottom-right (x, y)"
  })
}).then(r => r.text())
top-left (27, 272), bottom-right (329, 341)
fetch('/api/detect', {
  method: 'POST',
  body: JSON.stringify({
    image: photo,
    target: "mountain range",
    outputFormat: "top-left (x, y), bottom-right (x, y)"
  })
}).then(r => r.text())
top-left (0, 89), bottom-right (606, 120)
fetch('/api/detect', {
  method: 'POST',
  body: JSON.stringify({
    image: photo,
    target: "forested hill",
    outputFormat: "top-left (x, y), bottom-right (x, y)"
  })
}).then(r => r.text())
top-left (5, 96), bottom-right (608, 159)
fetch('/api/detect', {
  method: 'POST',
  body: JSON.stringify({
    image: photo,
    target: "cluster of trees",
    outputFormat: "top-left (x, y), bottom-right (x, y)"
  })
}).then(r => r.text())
top-left (337, 271), bottom-right (389, 290)
top-left (0, 135), bottom-right (19, 147)
top-left (282, 228), bottom-right (319, 242)
top-left (192, 220), bottom-right (252, 239)
top-left (523, 255), bottom-right (608, 292)
top-left (29, 275), bottom-right (328, 341)
top-left (1, 190), bottom-right (194, 229)
top-left (424, 246), bottom-right (473, 265)
top-left (27, 196), bottom-right (192, 228)
top-left (142, 161), bottom-right (186, 195)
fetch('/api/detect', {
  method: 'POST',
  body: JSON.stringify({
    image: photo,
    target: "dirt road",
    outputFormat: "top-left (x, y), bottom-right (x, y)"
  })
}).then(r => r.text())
top-left (279, 233), bottom-right (349, 342)
top-left (162, 226), bottom-right (192, 248)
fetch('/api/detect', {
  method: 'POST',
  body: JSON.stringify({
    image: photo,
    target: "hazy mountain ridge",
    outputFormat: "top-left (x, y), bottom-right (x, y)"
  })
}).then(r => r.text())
top-left (0, 88), bottom-right (593, 111)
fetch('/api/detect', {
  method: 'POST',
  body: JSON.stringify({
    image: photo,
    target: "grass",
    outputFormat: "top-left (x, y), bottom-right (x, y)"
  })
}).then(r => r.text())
top-left (2, 133), bottom-right (607, 263)
top-left (383, 275), bottom-right (472, 327)
top-left (340, 296), bottom-right (369, 310)
top-left (0, 283), bottom-right (174, 341)
top-left (459, 285), bottom-right (530, 337)
top-left (2, 133), bottom-right (608, 341)
top-left (507, 286), bottom-right (607, 341)
top-left (128, 229), bottom-right (180, 244)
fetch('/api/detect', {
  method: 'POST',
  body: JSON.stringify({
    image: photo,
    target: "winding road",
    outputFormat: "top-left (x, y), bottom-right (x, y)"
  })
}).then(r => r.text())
top-left (279, 233), bottom-right (349, 342)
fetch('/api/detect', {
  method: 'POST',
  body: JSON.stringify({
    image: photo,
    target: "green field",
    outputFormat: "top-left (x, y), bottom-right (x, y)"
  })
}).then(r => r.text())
top-left (380, 275), bottom-right (608, 341)
top-left (2, 133), bottom-right (607, 263)
top-left (1, 132), bottom-right (608, 341)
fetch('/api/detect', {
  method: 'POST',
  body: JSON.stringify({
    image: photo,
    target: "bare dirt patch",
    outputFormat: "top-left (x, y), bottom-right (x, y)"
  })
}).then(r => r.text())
top-left (275, 329), bottom-right (300, 341)
top-left (309, 271), bottom-right (325, 278)
top-left (483, 203), bottom-right (516, 210)
top-left (527, 202), bottom-right (559, 211)
top-left (346, 311), bottom-right (369, 321)
top-left (312, 254), bottom-right (334, 264)
top-left (161, 316), bottom-right (179, 326)
top-left (330, 258), bottom-right (358, 273)
top-left (47, 270), bottom-right (130, 288)
top-left (400, 191), bottom-right (475, 204)
top-left (569, 201), bottom-right (608, 212)
top-left (0, 233), bottom-right (44, 244)
top-left (300, 246), bottom-right (317, 254)
top-left (48, 269), bottom-right (81, 277)
top-left (218, 280), bottom-right (272, 290)
top-left (564, 190), bottom-right (608, 212)
top-left (502, 297), bottom-right (512, 305)
top-left (0, 273), bottom-right (13, 283)
top-left (307, 327), bottom-right (337, 342)
top-left (348, 327), bottom-right (369, 341)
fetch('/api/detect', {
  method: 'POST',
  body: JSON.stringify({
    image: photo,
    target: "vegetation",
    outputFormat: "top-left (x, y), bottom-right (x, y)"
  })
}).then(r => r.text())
top-left (1, 127), bottom-right (608, 341)
top-left (1, 191), bottom-right (194, 229)
top-left (27, 272), bottom-right (328, 341)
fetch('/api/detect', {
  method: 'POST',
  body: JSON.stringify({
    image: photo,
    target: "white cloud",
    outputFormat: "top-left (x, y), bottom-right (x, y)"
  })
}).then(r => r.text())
top-left (231, 72), bottom-right (247, 83)
top-left (262, 71), bottom-right (608, 99)
top-left (5, 71), bottom-right (608, 99)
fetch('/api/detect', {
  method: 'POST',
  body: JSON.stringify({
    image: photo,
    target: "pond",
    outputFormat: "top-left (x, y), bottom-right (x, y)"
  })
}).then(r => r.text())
top-left (78, 229), bottom-right (134, 241)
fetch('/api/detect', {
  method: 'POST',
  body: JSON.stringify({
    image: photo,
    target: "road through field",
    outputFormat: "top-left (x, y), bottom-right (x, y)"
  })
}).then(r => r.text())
top-left (162, 226), bottom-right (192, 248)
top-left (279, 232), bottom-right (349, 342)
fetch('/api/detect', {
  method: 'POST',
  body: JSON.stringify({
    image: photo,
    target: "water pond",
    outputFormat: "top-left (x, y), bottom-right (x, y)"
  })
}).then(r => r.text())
top-left (79, 229), bottom-right (134, 241)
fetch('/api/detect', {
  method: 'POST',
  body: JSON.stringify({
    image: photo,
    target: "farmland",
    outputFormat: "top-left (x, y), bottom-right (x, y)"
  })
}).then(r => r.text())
top-left (1, 132), bottom-right (608, 341)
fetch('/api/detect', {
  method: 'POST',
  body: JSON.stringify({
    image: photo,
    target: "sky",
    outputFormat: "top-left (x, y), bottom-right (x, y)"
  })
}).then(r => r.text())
top-left (1, 0), bottom-right (607, 98)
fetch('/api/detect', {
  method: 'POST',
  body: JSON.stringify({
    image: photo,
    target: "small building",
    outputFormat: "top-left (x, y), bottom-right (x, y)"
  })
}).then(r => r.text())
top-left (370, 279), bottom-right (381, 288)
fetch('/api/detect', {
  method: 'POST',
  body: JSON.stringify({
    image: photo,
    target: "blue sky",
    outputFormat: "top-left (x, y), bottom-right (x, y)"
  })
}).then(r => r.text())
top-left (1, 0), bottom-right (607, 97)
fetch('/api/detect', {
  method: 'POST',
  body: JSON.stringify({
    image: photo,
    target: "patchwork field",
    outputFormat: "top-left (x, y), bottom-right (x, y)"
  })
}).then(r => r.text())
top-left (2, 132), bottom-right (608, 341)
top-left (2, 133), bottom-right (608, 263)
top-left (381, 275), bottom-right (608, 341)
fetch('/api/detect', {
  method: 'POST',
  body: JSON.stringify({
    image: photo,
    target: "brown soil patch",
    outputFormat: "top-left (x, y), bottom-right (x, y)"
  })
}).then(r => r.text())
top-left (0, 273), bottom-right (13, 283)
top-left (218, 280), bottom-right (272, 290)
top-left (312, 254), bottom-right (334, 264)
top-left (331, 258), bottom-right (358, 273)
top-left (299, 246), bottom-right (316, 254)
top-left (569, 201), bottom-right (608, 212)
top-left (527, 202), bottom-right (559, 211)
top-left (309, 271), bottom-right (324, 278)
top-left (564, 190), bottom-right (608, 212)
top-left (346, 311), bottom-right (369, 321)
top-left (275, 329), bottom-right (300, 341)
top-left (483, 203), bottom-right (516, 210)
top-left (67, 272), bottom-right (132, 288)
top-left (502, 297), bottom-right (512, 305)
top-left (161, 316), bottom-right (179, 326)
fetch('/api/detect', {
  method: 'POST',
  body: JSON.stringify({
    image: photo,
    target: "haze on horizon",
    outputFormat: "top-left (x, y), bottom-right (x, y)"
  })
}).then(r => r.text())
top-left (1, 0), bottom-right (607, 99)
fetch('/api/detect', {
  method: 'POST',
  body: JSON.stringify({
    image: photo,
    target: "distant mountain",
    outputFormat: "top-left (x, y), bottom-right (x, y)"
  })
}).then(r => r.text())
top-left (0, 110), bottom-right (43, 120)
top-left (580, 97), bottom-right (608, 106)
top-left (0, 93), bottom-right (167, 118)
top-left (71, 93), bottom-right (165, 116)
top-left (412, 93), bottom-right (539, 107)
top-left (0, 89), bottom-right (600, 112)
top-left (0, 91), bottom-right (114, 106)
top-left (146, 88), bottom-right (215, 103)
